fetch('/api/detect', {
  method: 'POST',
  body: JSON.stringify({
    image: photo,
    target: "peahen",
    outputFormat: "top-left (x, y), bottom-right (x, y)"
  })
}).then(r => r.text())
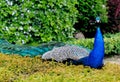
top-left (42, 27), bottom-right (105, 68)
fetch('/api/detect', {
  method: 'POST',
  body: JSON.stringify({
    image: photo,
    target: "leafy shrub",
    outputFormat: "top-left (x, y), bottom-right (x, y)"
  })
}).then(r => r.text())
top-left (0, 0), bottom-right (78, 44)
top-left (107, 0), bottom-right (120, 32)
top-left (104, 33), bottom-right (120, 54)
top-left (0, 54), bottom-right (120, 81)
top-left (67, 33), bottom-right (120, 55)
top-left (75, 0), bottom-right (108, 34)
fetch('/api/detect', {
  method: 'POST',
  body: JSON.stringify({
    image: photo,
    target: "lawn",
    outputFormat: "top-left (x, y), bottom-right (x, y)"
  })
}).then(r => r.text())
top-left (0, 53), bottom-right (120, 82)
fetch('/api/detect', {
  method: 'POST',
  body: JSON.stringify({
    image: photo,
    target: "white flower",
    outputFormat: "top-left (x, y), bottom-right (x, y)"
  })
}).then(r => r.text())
top-left (19, 27), bottom-right (23, 30)
top-left (22, 40), bottom-right (25, 44)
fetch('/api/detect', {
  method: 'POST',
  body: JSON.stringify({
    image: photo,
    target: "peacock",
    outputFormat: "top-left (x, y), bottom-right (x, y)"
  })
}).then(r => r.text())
top-left (42, 27), bottom-right (105, 69)
top-left (0, 27), bottom-right (104, 69)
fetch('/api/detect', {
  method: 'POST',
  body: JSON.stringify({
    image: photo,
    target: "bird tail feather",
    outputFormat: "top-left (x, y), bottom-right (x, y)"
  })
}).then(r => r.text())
top-left (0, 40), bottom-right (65, 57)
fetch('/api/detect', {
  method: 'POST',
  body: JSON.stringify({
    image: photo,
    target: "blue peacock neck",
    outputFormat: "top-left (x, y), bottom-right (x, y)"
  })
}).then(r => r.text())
top-left (87, 27), bottom-right (105, 68)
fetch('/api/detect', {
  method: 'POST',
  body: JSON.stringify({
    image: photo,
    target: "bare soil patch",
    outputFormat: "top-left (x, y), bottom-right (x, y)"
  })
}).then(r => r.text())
top-left (104, 55), bottom-right (120, 65)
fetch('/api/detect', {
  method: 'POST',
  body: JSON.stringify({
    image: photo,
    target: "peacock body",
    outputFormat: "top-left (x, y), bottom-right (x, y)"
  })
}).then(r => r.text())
top-left (42, 27), bottom-right (105, 68)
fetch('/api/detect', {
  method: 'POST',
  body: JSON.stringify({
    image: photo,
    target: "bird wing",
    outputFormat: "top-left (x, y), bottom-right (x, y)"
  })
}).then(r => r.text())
top-left (42, 45), bottom-right (90, 62)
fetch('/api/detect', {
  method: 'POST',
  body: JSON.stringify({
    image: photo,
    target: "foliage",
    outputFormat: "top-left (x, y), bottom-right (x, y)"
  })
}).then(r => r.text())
top-left (67, 33), bottom-right (120, 55)
top-left (0, 0), bottom-right (78, 44)
top-left (75, 0), bottom-right (108, 33)
top-left (104, 33), bottom-right (120, 54)
top-left (107, 0), bottom-right (120, 32)
top-left (0, 54), bottom-right (120, 82)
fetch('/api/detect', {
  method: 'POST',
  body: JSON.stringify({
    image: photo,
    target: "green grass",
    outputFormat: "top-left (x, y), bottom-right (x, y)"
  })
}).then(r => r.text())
top-left (0, 53), bottom-right (120, 82)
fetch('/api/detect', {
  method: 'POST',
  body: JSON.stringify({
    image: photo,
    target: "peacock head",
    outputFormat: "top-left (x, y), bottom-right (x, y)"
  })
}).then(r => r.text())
top-left (87, 27), bottom-right (105, 68)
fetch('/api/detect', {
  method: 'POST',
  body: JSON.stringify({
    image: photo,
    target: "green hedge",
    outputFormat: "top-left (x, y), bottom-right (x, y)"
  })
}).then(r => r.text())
top-left (0, 0), bottom-right (108, 45)
top-left (0, 0), bottom-right (78, 44)
top-left (0, 54), bottom-right (120, 81)
top-left (67, 33), bottom-right (120, 55)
